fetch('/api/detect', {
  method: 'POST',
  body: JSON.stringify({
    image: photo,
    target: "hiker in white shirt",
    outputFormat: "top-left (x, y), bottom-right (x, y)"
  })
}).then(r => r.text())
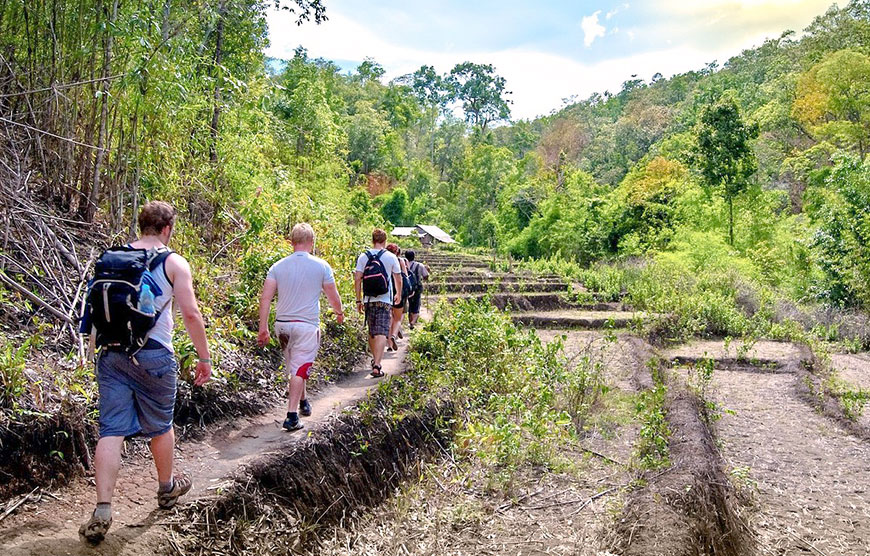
top-left (257, 223), bottom-right (344, 431)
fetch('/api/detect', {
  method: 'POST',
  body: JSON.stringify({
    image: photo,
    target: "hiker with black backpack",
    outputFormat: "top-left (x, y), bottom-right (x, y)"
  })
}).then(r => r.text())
top-left (78, 201), bottom-right (211, 544)
top-left (385, 243), bottom-right (410, 351)
top-left (353, 228), bottom-right (402, 377)
top-left (405, 249), bottom-right (429, 329)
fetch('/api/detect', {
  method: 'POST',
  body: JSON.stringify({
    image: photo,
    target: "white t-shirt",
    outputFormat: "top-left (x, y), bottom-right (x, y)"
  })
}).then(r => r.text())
top-left (266, 251), bottom-right (335, 326)
top-left (355, 248), bottom-right (401, 305)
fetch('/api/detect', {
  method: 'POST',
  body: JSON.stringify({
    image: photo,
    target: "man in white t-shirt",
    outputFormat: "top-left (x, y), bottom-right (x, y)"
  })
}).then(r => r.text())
top-left (353, 228), bottom-right (402, 377)
top-left (258, 223), bottom-right (344, 431)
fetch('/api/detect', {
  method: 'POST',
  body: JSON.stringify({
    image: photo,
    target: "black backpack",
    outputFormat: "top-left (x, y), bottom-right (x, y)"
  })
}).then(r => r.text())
top-left (82, 246), bottom-right (173, 356)
top-left (362, 249), bottom-right (390, 297)
top-left (408, 261), bottom-right (423, 293)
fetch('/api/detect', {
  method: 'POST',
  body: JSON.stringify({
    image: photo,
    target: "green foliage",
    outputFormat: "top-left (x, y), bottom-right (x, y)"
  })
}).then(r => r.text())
top-left (634, 371), bottom-right (671, 469)
top-left (807, 153), bottom-right (870, 307)
top-left (378, 187), bottom-right (410, 226)
top-left (446, 62), bottom-right (512, 133)
top-left (0, 338), bottom-right (31, 411)
top-left (693, 95), bottom-right (759, 246)
top-left (793, 49), bottom-right (870, 154)
top-left (409, 299), bottom-right (604, 478)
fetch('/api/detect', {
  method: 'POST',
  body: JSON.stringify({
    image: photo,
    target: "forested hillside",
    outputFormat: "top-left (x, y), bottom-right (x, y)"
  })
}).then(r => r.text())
top-left (1, 0), bottom-right (870, 508)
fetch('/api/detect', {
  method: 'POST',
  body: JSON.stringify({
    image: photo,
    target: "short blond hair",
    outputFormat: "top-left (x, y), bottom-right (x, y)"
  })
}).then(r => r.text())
top-left (291, 222), bottom-right (315, 245)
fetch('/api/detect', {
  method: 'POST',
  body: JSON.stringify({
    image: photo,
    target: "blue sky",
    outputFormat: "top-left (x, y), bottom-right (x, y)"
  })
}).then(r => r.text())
top-left (267, 0), bottom-right (836, 120)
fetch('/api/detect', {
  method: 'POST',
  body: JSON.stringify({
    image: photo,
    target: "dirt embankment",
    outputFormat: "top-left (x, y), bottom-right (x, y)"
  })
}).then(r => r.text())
top-left (613, 366), bottom-right (753, 556)
top-left (170, 397), bottom-right (456, 554)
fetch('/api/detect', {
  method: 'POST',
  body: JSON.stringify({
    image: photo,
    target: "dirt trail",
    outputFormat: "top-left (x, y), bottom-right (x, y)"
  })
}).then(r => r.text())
top-left (712, 366), bottom-right (870, 555)
top-left (0, 339), bottom-right (412, 556)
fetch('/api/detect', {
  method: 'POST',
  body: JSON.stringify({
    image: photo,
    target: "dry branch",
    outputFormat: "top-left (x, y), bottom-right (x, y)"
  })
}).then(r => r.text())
top-left (0, 271), bottom-right (73, 324)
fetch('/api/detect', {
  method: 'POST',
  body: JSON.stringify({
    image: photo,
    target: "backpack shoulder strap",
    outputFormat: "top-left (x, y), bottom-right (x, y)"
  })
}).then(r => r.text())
top-left (148, 249), bottom-right (174, 271)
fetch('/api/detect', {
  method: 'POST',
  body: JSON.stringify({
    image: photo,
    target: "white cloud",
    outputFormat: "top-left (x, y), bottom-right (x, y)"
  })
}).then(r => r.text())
top-left (606, 3), bottom-right (631, 20)
top-left (580, 11), bottom-right (606, 47)
top-left (266, 9), bottom-right (746, 121)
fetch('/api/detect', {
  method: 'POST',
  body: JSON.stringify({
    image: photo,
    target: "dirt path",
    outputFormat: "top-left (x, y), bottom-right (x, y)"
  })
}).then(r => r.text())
top-left (0, 338), bottom-right (412, 556)
top-left (712, 366), bottom-right (870, 555)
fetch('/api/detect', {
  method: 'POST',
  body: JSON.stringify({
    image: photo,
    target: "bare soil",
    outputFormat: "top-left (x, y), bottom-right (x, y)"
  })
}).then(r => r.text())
top-left (831, 352), bottom-right (870, 390)
top-left (712, 366), bottom-right (870, 555)
top-left (665, 340), bottom-right (805, 369)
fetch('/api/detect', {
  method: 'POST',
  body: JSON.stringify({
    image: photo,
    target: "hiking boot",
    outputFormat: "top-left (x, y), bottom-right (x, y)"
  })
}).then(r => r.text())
top-left (299, 398), bottom-right (312, 417)
top-left (283, 412), bottom-right (304, 431)
top-left (157, 474), bottom-right (192, 509)
top-left (79, 510), bottom-right (112, 544)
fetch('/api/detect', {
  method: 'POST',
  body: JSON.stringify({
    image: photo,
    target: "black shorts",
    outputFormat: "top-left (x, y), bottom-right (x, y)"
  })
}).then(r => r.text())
top-left (408, 289), bottom-right (422, 314)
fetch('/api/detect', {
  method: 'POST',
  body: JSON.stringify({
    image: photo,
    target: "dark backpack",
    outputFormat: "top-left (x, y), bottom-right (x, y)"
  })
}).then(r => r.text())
top-left (401, 269), bottom-right (413, 301)
top-left (408, 261), bottom-right (423, 293)
top-left (362, 249), bottom-right (390, 297)
top-left (82, 246), bottom-right (173, 356)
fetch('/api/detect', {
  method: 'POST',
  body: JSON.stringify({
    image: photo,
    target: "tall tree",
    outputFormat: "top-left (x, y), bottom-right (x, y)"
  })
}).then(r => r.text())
top-left (446, 62), bottom-right (511, 133)
top-left (693, 95), bottom-right (759, 246)
top-left (793, 49), bottom-right (870, 155)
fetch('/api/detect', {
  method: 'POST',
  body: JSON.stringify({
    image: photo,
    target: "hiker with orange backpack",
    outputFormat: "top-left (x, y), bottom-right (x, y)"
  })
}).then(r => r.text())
top-left (79, 201), bottom-right (211, 544)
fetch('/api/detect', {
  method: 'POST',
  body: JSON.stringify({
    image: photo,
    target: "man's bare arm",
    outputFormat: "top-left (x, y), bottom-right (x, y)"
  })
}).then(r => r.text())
top-left (353, 271), bottom-right (364, 313)
top-left (166, 254), bottom-right (211, 386)
top-left (322, 282), bottom-right (344, 324)
top-left (392, 272), bottom-right (402, 305)
top-left (258, 278), bottom-right (278, 346)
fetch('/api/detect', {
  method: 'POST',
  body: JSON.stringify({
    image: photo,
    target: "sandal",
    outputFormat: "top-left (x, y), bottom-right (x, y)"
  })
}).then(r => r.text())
top-left (390, 336), bottom-right (399, 351)
top-left (370, 364), bottom-right (384, 378)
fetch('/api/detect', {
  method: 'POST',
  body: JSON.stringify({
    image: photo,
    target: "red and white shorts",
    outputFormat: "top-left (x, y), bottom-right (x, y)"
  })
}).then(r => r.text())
top-left (274, 321), bottom-right (321, 380)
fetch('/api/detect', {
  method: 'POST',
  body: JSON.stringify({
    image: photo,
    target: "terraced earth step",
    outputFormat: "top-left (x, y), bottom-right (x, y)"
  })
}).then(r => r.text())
top-left (511, 310), bottom-right (646, 329)
top-left (425, 274), bottom-right (566, 283)
top-left (433, 291), bottom-right (620, 310)
top-left (831, 352), bottom-right (870, 391)
top-left (425, 262), bottom-right (493, 270)
top-left (664, 340), bottom-right (806, 370)
top-left (427, 281), bottom-right (569, 294)
top-left (711, 364), bottom-right (870, 553)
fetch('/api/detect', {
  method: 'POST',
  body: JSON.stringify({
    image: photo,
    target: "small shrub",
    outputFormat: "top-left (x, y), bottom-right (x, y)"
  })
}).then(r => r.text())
top-left (0, 338), bottom-right (31, 411)
top-left (634, 382), bottom-right (671, 469)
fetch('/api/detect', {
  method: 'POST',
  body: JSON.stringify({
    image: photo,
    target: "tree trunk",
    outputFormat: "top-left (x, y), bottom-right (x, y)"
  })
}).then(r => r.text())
top-left (161, 0), bottom-right (171, 42)
top-left (208, 0), bottom-right (225, 164)
top-left (84, 0), bottom-right (119, 223)
top-left (728, 195), bottom-right (734, 247)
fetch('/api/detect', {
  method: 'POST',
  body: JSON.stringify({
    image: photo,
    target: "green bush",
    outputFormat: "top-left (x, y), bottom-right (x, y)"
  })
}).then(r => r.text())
top-left (409, 298), bottom-right (606, 477)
